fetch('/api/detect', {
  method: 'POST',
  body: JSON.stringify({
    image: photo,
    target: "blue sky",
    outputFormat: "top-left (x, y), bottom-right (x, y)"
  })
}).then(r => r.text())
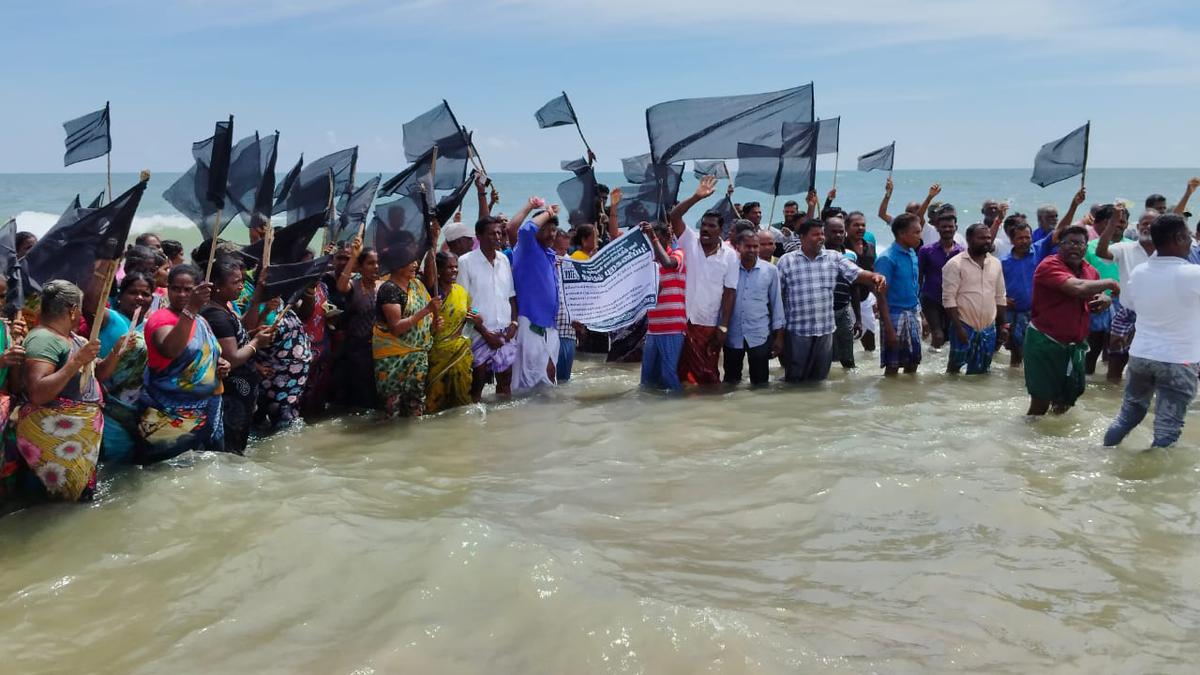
top-left (2, 0), bottom-right (1197, 173)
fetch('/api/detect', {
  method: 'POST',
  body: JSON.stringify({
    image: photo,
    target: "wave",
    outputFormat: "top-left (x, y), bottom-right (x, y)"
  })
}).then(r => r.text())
top-left (12, 211), bottom-right (209, 238)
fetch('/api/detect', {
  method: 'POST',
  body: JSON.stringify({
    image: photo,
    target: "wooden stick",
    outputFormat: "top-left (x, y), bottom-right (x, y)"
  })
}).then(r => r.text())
top-left (260, 222), bottom-right (275, 273)
top-left (322, 171), bottom-right (335, 250)
top-left (426, 146), bottom-right (439, 282)
top-left (1081, 120), bottom-right (1090, 190)
top-left (768, 194), bottom-right (778, 229)
top-left (88, 259), bottom-right (119, 342)
top-left (832, 150), bottom-right (840, 190)
top-left (106, 152), bottom-right (113, 203)
top-left (204, 208), bottom-right (222, 280)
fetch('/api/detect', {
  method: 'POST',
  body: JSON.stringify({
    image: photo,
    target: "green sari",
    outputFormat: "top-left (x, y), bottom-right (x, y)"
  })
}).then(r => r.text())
top-left (426, 283), bottom-right (473, 414)
top-left (372, 278), bottom-right (433, 418)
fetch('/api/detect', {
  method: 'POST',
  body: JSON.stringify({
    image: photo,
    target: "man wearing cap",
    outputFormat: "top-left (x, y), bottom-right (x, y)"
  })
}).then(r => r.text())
top-left (442, 221), bottom-right (475, 257)
top-left (1095, 207), bottom-right (1159, 382)
top-left (917, 204), bottom-right (964, 349)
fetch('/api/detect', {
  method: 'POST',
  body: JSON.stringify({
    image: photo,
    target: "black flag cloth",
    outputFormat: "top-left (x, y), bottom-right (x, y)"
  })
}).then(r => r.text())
top-left (163, 161), bottom-right (238, 240)
top-left (286, 147), bottom-right (357, 223)
top-left (735, 122), bottom-right (819, 196)
top-left (379, 148), bottom-right (436, 198)
top-left (736, 142), bottom-right (784, 195)
top-left (560, 157), bottom-right (590, 175)
top-left (62, 195), bottom-right (82, 219)
top-left (697, 195), bottom-right (739, 237)
top-left (26, 178), bottom-right (147, 290)
top-left (335, 175), bottom-right (381, 242)
top-left (249, 132), bottom-right (279, 228)
top-left (435, 171), bottom-right (479, 226)
top-left (557, 167), bottom-right (598, 227)
top-left (857, 142), bottom-right (895, 172)
top-left (614, 183), bottom-right (666, 228)
top-left (1, 219), bottom-right (25, 317)
top-left (371, 195), bottom-right (430, 272)
top-left (259, 256), bottom-right (333, 305)
top-left (221, 132), bottom-right (268, 221)
top-left (535, 93), bottom-right (577, 128)
top-left (63, 102), bottom-right (111, 166)
top-left (272, 155), bottom-right (303, 215)
top-left (402, 101), bottom-right (471, 190)
top-left (693, 160), bottom-right (730, 179)
top-left (0, 219), bottom-right (17, 282)
top-left (1031, 123), bottom-right (1089, 188)
top-left (241, 209), bottom-right (328, 267)
top-left (200, 116), bottom-right (234, 208)
top-left (817, 117), bottom-right (840, 156)
top-left (621, 154), bottom-right (683, 209)
top-left (646, 83), bottom-right (814, 165)
top-left (87, 191), bottom-right (105, 209)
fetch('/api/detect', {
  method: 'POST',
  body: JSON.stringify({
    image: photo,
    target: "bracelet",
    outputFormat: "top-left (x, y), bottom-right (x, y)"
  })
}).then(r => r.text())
top-left (509, 320), bottom-right (518, 328)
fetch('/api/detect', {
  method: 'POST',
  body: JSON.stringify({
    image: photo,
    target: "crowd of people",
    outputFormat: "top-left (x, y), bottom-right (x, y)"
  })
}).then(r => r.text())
top-left (1, 174), bottom-right (1198, 505)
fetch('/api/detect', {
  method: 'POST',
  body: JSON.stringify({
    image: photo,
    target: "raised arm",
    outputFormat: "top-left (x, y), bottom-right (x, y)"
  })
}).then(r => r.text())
top-left (337, 235), bottom-right (363, 295)
top-left (824, 188), bottom-right (836, 212)
top-left (639, 222), bottom-right (676, 268)
top-left (669, 175), bottom-right (717, 238)
top-left (422, 220), bottom-right (440, 292)
top-left (1060, 277), bottom-right (1119, 299)
top-left (989, 203), bottom-right (1009, 239)
top-left (1174, 177), bottom-right (1199, 215)
top-left (475, 173), bottom-right (491, 220)
top-left (507, 196), bottom-right (539, 244)
top-left (805, 189), bottom-right (818, 221)
top-left (877, 176), bottom-right (894, 224)
top-left (1094, 210), bottom-right (1119, 261)
top-left (606, 188), bottom-right (623, 242)
top-left (153, 283), bottom-right (211, 361)
top-left (1053, 187), bottom-right (1086, 244)
top-left (916, 183), bottom-right (941, 227)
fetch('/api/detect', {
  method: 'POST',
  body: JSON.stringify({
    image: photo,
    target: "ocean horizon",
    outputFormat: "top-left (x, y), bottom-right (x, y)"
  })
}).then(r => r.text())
top-left (3, 167), bottom-right (1196, 249)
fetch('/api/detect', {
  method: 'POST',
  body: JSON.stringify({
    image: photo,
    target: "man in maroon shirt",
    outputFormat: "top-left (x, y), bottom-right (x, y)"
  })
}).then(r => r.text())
top-left (1024, 225), bottom-right (1120, 415)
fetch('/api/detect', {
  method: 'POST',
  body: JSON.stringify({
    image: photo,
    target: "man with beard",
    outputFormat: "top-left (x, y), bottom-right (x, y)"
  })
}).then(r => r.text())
top-left (941, 223), bottom-right (1008, 374)
top-left (1024, 226), bottom-right (1118, 416)
top-left (724, 229), bottom-right (784, 386)
top-left (846, 211), bottom-right (879, 352)
top-left (823, 216), bottom-right (863, 369)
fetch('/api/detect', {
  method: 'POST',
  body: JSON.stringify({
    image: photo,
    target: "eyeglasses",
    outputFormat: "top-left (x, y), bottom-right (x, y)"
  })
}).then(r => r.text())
top-left (1059, 239), bottom-right (1087, 249)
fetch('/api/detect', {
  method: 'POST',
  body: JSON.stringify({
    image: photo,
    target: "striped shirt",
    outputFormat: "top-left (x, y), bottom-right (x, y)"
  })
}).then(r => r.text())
top-left (647, 248), bottom-right (687, 335)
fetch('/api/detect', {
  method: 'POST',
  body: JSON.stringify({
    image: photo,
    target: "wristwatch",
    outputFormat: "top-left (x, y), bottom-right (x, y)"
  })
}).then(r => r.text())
top-left (717, 325), bottom-right (728, 333)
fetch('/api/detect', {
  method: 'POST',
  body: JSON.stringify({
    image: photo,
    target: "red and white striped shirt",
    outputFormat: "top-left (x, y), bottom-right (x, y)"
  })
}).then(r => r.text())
top-left (647, 248), bottom-right (687, 335)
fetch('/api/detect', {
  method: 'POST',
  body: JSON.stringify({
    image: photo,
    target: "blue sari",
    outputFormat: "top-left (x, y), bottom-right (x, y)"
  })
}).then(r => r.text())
top-left (138, 309), bottom-right (225, 462)
top-left (98, 308), bottom-right (147, 464)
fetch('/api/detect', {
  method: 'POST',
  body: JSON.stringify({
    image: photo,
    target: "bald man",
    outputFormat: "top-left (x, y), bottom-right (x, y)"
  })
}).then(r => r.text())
top-left (757, 229), bottom-right (776, 262)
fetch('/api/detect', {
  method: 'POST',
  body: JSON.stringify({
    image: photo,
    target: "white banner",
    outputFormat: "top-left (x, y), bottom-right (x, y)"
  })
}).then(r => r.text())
top-left (560, 230), bottom-right (657, 332)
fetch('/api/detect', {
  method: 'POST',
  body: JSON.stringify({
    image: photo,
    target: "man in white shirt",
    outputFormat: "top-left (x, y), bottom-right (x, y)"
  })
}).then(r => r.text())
top-left (1104, 214), bottom-right (1200, 449)
top-left (669, 175), bottom-right (739, 384)
top-left (457, 215), bottom-right (518, 400)
top-left (1095, 208), bottom-right (1158, 382)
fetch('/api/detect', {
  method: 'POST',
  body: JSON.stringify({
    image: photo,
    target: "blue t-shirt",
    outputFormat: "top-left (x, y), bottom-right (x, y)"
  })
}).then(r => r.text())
top-left (864, 231), bottom-right (877, 246)
top-left (1032, 235), bottom-right (1059, 267)
top-left (1001, 251), bottom-right (1037, 313)
top-left (98, 307), bottom-right (132, 358)
top-left (1031, 226), bottom-right (1054, 244)
top-left (512, 220), bottom-right (559, 328)
top-left (874, 244), bottom-right (920, 311)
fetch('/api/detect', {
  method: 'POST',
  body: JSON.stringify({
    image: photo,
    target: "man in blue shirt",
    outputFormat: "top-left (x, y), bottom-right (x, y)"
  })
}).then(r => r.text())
top-left (506, 199), bottom-right (561, 391)
top-left (724, 228), bottom-right (784, 386)
top-left (1001, 221), bottom-right (1037, 367)
top-left (874, 213), bottom-right (924, 376)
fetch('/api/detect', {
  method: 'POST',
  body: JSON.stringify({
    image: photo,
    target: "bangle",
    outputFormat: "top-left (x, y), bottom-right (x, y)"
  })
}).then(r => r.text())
top-left (509, 320), bottom-right (518, 328)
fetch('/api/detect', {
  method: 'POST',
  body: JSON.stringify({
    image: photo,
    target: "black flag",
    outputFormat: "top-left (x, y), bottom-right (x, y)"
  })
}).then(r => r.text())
top-left (557, 166), bottom-right (598, 227)
top-left (62, 194), bottom-right (82, 220)
top-left (63, 102), bottom-right (111, 166)
top-left (1031, 122), bottom-right (1089, 188)
top-left (402, 101), bottom-right (471, 190)
top-left (436, 171), bottom-right (479, 226)
top-left (26, 177), bottom-right (147, 290)
top-left (286, 147), bottom-right (357, 224)
top-left (535, 93), bottom-right (577, 128)
top-left (2, 219), bottom-right (27, 318)
top-left (816, 117), bottom-right (840, 156)
top-left (163, 161), bottom-right (237, 240)
top-left (646, 84), bottom-right (814, 164)
top-left (272, 155), bottom-right (303, 215)
top-left (241, 209), bottom-right (328, 267)
top-left (335, 175), bottom-right (381, 242)
top-left (250, 132), bottom-right (279, 228)
top-left (371, 195), bottom-right (430, 272)
top-left (560, 157), bottom-right (590, 175)
top-left (693, 160), bottom-right (730, 179)
top-left (259, 256), bottom-right (333, 305)
top-left (0, 219), bottom-right (17, 282)
top-left (87, 191), bottom-right (105, 209)
top-left (202, 116), bottom-right (234, 208)
top-left (857, 142), bottom-right (895, 172)
top-left (379, 147), bottom-right (435, 198)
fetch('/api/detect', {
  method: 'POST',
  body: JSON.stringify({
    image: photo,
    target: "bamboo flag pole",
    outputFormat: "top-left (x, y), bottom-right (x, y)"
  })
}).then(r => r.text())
top-left (832, 150), bottom-right (840, 190)
top-left (561, 92), bottom-right (594, 163)
top-left (321, 170), bottom-right (335, 250)
top-left (106, 152), bottom-right (113, 203)
top-left (426, 145), bottom-right (440, 281)
top-left (204, 208), bottom-right (222, 281)
top-left (1081, 120), bottom-right (1091, 190)
top-left (88, 259), bottom-right (119, 342)
top-left (260, 223), bottom-right (275, 276)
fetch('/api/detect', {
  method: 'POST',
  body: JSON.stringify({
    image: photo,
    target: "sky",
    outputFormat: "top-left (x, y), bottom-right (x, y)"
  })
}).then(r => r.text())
top-left (2, 0), bottom-right (1198, 174)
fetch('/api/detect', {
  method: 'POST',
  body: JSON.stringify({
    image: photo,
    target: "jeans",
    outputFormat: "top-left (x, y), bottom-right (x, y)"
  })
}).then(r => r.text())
top-left (723, 339), bottom-right (772, 385)
top-left (641, 333), bottom-right (684, 391)
top-left (1104, 357), bottom-right (1199, 448)
top-left (556, 337), bottom-right (576, 382)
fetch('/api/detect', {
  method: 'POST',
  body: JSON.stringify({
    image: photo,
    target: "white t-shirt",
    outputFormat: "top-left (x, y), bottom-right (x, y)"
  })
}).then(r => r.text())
top-left (678, 227), bottom-right (739, 326)
top-left (1108, 240), bottom-right (1151, 288)
top-left (458, 249), bottom-right (515, 334)
top-left (1124, 256), bottom-right (1200, 363)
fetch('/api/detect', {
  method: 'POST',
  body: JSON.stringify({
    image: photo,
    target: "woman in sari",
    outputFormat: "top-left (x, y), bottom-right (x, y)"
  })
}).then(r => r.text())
top-left (0, 275), bottom-right (27, 500)
top-left (373, 245), bottom-right (440, 418)
top-left (201, 258), bottom-right (275, 454)
top-left (139, 264), bottom-right (227, 462)
top-left (96, 272), bottom-right (153, 464)
top-left (253, 285), bottom-right (315, 432)
top-left (19, 281), bottom-right (124, 501)
top-left (333, 241), bottom-right (380, 410)
top-left (426, 252), bottom-right (479, 414)
top-left (300, 249), bottom-right (333, 420)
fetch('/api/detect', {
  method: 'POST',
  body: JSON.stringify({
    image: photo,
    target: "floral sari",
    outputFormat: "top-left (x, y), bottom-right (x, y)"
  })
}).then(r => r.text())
top-left (255, 309), bottom-right (312, 431)
top-left (373, 278), bottom-right (432, 418)
top-left (16, 329), bottom-right (104, 502)
top-left (139, 310), bottom-right (224, 462)
top-left (426, 283), bottom-right (473, 414)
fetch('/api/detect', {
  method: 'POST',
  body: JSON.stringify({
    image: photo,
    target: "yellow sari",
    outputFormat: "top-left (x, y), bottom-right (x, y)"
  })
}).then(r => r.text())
top-left (426, 283), bottom-right (474, 414)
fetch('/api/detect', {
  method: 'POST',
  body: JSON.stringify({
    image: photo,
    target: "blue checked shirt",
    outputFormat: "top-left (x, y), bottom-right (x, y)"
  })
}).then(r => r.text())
top-left (776, 247), bottom-right (863, 336)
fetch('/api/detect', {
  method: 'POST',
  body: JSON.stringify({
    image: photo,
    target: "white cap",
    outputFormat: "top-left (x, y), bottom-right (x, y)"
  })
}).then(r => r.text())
top-left (442, 222), bottom-right (473, 243)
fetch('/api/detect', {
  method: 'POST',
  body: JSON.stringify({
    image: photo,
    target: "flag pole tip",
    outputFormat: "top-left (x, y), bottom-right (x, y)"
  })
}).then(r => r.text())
top-left (139, 170), bottom-right (151, 182)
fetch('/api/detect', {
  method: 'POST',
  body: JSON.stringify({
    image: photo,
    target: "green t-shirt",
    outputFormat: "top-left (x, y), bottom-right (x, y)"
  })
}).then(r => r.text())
top-left (24, 327), bottom-right (98, 403)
